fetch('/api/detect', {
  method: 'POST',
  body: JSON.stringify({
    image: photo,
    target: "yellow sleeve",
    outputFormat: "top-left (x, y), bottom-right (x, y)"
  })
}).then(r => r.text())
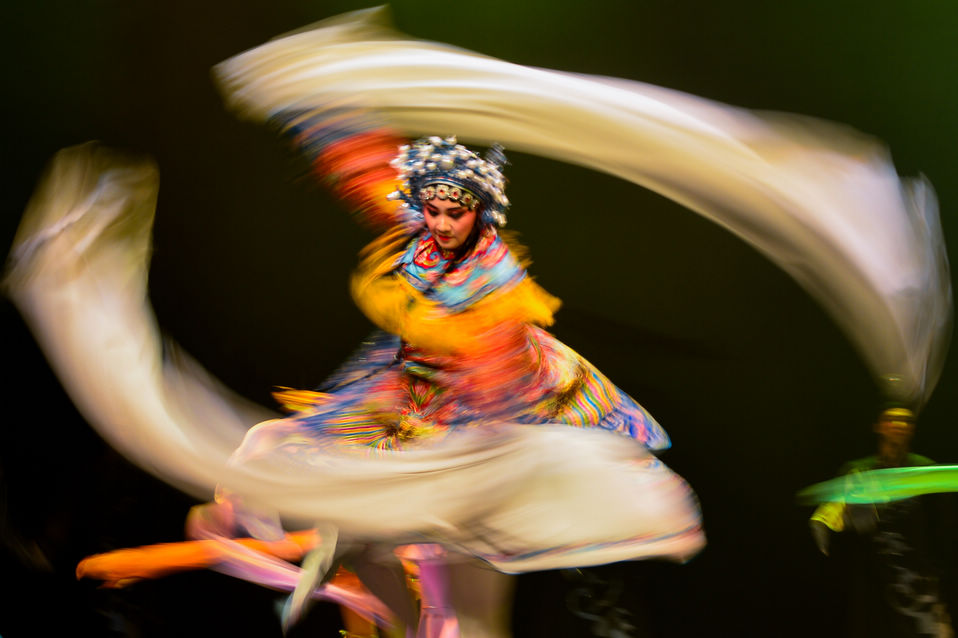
top-left (810, 501), bottom-right (846, 532)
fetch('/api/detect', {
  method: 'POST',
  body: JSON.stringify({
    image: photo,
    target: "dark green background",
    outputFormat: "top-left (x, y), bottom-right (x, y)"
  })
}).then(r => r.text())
top-left (2, 1), bottom-right (956, 636)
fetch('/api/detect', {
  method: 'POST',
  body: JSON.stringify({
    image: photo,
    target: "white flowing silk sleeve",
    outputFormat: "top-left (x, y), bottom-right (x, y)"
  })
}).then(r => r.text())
top-left (5, 6), bottom-right (947, 571)
top-left (6, 144), bottom-right (705, 568)
top-left (4, 144), bottom-right (275, 501)
top-left (216, 6), bottom-right (951, 407)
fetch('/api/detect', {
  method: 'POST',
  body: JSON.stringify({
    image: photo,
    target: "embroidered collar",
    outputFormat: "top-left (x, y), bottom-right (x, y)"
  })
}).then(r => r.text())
top-left (398, 226), bottom-right (525, 312)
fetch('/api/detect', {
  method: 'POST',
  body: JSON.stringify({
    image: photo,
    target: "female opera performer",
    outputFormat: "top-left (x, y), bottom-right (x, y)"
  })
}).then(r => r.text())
top-left (64, 121), bottom-right (705, 637)
top-left (15, 8), bottom-right (945, 638)
top-left (251, 113), bottom-right (707, 627)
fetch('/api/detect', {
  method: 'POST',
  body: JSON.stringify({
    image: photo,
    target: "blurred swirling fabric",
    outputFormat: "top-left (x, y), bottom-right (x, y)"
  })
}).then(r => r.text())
top-left (5, 144), bottom-right (703, 570)
top-left (5, 5), bottom-right (950, 573)
top-left (217, 6), bottom-right (951, 407)
top-left (799, 464), bottom-right (958, 505)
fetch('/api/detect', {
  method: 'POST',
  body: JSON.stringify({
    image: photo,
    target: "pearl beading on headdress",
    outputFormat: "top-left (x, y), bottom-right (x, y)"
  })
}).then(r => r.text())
top-left (419, 182), bottom-right (481, 209)
top-left (387, 136), bottom-right (510, 227)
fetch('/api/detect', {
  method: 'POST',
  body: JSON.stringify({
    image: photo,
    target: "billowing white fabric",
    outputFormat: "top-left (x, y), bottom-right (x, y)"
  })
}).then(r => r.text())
top-left (6, 145), bottom-right (262, 500)
top-left (216, 6), bottom-right (951, 407)
top-left (7, 6), bottom-right (949, 572)
top-left (6, 144), bottom-right (703, 570)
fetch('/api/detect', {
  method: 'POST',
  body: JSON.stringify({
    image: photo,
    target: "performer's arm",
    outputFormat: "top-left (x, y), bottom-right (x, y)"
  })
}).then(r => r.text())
top-left (272, 108), bottom-right (410, 231)
top-left (809, 501), bottom-right (845, 556)
top-left (809, 464), bottom-right (881, 555)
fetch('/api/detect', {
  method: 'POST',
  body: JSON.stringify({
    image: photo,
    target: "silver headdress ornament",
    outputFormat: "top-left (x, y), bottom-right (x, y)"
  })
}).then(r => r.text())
top-left (387, 136), bottom-right (510, 227)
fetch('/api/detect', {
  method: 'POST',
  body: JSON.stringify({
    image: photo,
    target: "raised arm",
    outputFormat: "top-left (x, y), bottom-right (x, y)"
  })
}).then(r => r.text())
top-left (272, 109), bottom-right (414, 232)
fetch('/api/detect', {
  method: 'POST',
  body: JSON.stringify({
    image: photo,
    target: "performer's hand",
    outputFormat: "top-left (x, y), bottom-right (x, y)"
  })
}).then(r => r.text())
top-left (809, 520), bottom-right (831, 556)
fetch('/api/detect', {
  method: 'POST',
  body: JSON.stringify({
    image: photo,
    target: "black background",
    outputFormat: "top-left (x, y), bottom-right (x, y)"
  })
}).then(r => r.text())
top-left (2, 1), bottom-right (957, 636)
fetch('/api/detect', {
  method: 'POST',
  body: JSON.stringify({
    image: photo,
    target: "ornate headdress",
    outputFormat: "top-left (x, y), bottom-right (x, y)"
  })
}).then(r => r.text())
top-left (387, 136), bottom-right (510, 227)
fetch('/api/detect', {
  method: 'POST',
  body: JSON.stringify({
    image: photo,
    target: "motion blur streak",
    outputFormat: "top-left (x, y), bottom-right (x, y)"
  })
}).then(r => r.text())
top-left (218, 6), bottom-right (950, 407)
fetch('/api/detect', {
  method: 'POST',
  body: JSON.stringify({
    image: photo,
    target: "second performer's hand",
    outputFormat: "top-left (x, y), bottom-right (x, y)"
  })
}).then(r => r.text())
top-left (809, 520), bottom-right (831, 556)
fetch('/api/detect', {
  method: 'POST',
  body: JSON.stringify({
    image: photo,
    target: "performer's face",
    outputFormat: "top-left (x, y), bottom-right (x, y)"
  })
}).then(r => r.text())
top-left (875, 411), bottom-right (915, 445)
top-left (424, 198), bottom-right (477, 251)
